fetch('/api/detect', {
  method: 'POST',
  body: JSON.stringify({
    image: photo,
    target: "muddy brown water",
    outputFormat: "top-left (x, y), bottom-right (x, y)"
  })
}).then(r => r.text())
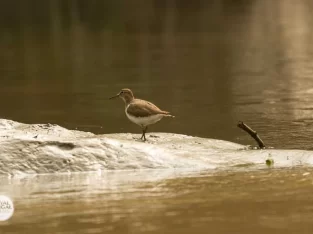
top-left (1, 0), bottom-right (313, 233)
top-left (2, 168), bottom-right (313, 234)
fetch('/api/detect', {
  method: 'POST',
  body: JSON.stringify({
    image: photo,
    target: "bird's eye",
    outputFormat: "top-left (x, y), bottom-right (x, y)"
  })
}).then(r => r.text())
top-left (121, 91), bottom-right (124, 94)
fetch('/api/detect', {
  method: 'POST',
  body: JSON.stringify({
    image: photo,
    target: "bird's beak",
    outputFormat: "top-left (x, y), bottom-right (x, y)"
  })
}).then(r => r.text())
top-left (109, 93), bottom-right (119, 100)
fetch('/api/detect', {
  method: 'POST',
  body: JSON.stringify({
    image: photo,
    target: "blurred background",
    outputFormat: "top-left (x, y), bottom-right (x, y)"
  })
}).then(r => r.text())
top-left (3, 1), bottom-right (313, 234)
top-left (0, 0), bottom-right (313, 149)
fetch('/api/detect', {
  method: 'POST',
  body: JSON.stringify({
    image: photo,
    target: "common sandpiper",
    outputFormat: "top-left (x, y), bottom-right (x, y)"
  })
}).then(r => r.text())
top-left (109, 88), bottom-right (174, 141)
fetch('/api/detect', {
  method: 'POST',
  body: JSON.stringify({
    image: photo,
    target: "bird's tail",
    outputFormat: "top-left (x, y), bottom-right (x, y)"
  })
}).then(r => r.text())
top-left (162, 111), bottom-right (175, 118)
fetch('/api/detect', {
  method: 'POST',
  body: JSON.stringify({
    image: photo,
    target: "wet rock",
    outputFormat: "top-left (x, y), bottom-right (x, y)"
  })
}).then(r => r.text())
top-left (0, 119), bottom-right (313, 176)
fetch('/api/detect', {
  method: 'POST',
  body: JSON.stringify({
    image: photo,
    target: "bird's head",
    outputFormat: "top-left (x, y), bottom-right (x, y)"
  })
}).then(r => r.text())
top-left (109, 88), bottom-right (134, 104)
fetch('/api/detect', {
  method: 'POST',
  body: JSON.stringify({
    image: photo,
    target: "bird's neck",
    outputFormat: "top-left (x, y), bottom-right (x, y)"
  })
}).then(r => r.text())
top-left (123, 96), bottom-right (134, 106)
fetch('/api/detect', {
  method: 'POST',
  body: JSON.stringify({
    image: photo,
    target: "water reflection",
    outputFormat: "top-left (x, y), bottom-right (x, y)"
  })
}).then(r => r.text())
top-left (2, 1), bottom-right (313, 233)
top-left (2, 168), bottom-right (313, 234)
top-left (0, 0), bottom-right (313, 150)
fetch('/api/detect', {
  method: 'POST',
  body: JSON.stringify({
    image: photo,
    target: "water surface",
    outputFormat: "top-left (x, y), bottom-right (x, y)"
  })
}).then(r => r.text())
top-left (0, 0), bottom-right (313, 149)
top-left (2, 168), bottom-right (313, 234)
top-left (1, 0), bottom-right (313, 233)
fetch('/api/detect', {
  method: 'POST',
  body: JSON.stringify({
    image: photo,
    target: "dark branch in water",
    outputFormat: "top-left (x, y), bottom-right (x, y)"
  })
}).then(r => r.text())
top-left (237, 121), bottom-right (265, 149)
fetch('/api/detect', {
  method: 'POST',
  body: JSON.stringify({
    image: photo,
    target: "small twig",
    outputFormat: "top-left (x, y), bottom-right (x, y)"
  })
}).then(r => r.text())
top-left (237, 121), bottom-right (265, 149)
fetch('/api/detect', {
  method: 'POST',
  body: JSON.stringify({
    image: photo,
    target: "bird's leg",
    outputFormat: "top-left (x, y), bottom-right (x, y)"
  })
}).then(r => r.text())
top-left (140, 126), bottom-right (148, 141)
top-left (143, 126), bottom-right (147, 141)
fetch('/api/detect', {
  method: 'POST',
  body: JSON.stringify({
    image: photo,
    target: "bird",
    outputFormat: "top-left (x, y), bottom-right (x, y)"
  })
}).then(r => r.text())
top-left (109, 88), bottom-right (174, 141)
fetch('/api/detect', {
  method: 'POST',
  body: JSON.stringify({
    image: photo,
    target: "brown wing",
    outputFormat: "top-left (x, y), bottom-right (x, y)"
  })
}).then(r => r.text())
top-left (127, 99), bottom-right (169, 117)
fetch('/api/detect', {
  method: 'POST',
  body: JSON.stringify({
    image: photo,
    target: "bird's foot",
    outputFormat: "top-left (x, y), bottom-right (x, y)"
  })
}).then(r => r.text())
top-left (134, 135), bottom-right (146, 142)
top-left (141, 135), bottom-right (147, 142)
